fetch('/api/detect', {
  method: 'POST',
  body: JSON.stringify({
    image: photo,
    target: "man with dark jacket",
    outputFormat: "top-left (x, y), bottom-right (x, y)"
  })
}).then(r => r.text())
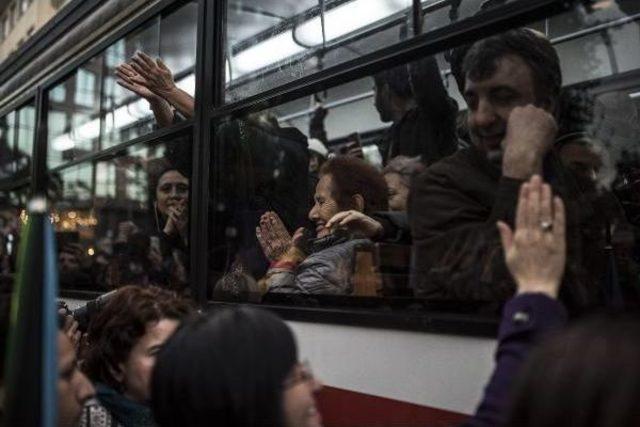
top-left (409, 29), bottom-right (607, 311)
top-left (373, 56), bottom-right (459, 165)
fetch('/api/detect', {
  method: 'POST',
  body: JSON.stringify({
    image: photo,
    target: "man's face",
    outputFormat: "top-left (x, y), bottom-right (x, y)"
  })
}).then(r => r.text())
top-left (464, 55), bottom-right (541, 162)
top-left (58, 332), bottom-right (95, 427)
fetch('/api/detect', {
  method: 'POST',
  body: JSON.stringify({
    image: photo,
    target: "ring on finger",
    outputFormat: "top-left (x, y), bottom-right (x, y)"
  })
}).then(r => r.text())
top-left (540, 221), bottom-right (553, 232)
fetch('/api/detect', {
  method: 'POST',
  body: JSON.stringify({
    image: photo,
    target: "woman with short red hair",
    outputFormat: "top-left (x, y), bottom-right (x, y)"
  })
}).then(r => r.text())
top-left (257, 156), bottom-right (388, 295)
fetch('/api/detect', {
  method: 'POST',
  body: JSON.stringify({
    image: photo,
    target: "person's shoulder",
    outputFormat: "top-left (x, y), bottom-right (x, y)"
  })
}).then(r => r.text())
top-left (79, 399), bottom-right (121, 427)
top-left (414, 148), bottom-right (475, 184)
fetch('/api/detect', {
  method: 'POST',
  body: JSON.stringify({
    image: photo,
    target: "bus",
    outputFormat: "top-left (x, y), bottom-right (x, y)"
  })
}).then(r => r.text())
top-left (1, 0), bottom-right (639, 424)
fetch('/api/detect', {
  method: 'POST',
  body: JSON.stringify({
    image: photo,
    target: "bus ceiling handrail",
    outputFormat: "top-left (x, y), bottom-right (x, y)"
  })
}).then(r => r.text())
top-left (278, 90), bottom-right (375, 123)
top-left (278, 10), bottom-right (640, 123)
top-left (549, 11), bottom-right (640, 45)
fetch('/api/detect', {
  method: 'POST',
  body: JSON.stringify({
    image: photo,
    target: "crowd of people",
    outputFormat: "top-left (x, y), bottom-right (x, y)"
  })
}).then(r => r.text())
top-left (2, 17), bottom-right (636, 310)
top-left (2, 172), bottom-right (640, 427)
top-left (109, 26), bottom-right (640, 308)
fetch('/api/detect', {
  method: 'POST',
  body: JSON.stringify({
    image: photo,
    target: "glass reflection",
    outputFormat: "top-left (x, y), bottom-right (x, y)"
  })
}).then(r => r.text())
top-left (0, 186), bottom-right (29, 292)
top-left (47, 2), bottom-right (198, 169)
top-left (102, 19), bottom-right (159, 149)
top-left (105, 3), bottom-right (197, 144)
top-left (224, 0), bottom-right (556, 102)
top-left (15, 104), bottom-right (35, 179)
top-left (211, 1), bottom-right (640, 313)
top-left (225, 0), bottom-right (411, 102)
top-left (53, 136), bottom-right (191, 293)
top-left (0, 112), bottom-right (16, 180)
top-left (0, 103), bottom-right (35, 181)
top-left (160, 2), bottom-right (198, 78)
top-left (48, 55), bottom-right (103, 168)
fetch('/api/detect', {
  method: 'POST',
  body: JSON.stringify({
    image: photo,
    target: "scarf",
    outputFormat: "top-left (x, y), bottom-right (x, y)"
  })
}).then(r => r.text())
top-left (95, 383), bottom-right (155, 427)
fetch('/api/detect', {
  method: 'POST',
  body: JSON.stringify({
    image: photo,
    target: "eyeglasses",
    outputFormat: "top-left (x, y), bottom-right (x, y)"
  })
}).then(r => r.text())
top-left (283, 360), bottom-right (315, 389)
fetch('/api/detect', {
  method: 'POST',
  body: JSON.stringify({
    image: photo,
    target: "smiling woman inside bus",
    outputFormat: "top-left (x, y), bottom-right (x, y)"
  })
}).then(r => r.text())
top-left (256, 156), bottom-right (388, 295)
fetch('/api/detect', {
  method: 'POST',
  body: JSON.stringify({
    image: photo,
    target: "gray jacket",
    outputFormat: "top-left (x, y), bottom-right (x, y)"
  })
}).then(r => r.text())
top-left (267, 238), bottom-right (371, 294)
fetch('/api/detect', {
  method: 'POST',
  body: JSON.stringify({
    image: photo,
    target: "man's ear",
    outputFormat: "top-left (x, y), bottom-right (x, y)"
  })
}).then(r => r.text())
top-left (352, 194), bottom-right (365, 212)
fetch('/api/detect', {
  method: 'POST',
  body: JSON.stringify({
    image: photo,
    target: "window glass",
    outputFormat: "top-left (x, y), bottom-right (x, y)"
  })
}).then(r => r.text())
top-left (15, 103), bottom-right (35, 179)
top-left (47, 55), bottom-right (103, 168)
top-left (0, 102), bottom-right (35, 181)
top-left (0, 111), bottom-right (16, 180)
top-left (160, 1), bottom-right (198, 95)
top-left (223, 0), bottom-right (549, 103)
top-left (52, 132), bottom-right (192, 293)
top-left (47, 2), bottom-right (198, 168)
top-left (101, 19), bottom-right (159, 149)
top-left (225, 0), bottom-right (412, 103)
top-left (50, 84), bottom-right (66, 103)
top-left (75, 69), bottom-right (98, 108)
top-left (210, 0), bottom-right (640, 313)
top-left (0, 186), bottom-right (29, 290)
top-left (101, 2), bottom-right (198, 149)
top-left (3, 15), bottom-right (10, 38)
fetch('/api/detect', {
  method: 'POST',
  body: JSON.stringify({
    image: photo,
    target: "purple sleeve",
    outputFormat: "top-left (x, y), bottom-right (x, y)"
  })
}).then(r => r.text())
top-left (462, 293), bottom-right (568, 427)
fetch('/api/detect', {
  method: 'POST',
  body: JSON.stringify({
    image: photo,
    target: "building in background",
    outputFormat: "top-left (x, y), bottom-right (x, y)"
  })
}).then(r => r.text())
top-left (0, 0), bottom-right (70, 63)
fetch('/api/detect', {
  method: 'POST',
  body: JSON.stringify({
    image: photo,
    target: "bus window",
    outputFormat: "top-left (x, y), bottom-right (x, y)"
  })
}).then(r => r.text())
top-left (101, 18), bottom-right (160, 149)
top-left (0, 102), bottom-right (34, 181)
top-left (224, 0), bottom-right (412, 103)
top-left (15, 103), bottom-right (35, 180)
top-left (209, 53), bottom-right (455, 303)
top-left (160, 1), bottom-right (197, 96)
top-left (47, 55), bottom-right (103, 169)
top-left (0, 111), bottom-right (16, 180)
top-left (47, 2), bottom-right (198, 169)
top-left (209, 0), bottom-right (640, 314)
top-left (50, 133), bottom-right (192, 294)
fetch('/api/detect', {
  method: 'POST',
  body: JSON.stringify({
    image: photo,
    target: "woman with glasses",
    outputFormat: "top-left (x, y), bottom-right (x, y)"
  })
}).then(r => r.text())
top-left (151, 306), bottom-right (323, 427)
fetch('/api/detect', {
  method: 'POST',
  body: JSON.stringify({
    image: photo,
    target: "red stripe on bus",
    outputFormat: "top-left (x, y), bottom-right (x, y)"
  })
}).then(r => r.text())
top-left (316, 386), bottom-right (469, 427)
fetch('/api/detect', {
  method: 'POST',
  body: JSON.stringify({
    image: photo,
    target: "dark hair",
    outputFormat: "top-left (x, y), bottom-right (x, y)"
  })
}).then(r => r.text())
top-left (454, 29), bottom-right (561, 107)
top-left (151, 306), bottom-right (297, 427)
top-left (557, 86), bottom-right (596, 138)
top-left (83, 285), bottom-right (193, 390)
top-left (373, 64), bottom-right (413, 99)
top-left (319, 156), bottom-right (389, 213)
top-left (506, 313), bottom-right (640, 427)
top-left (150, 166), bottom-right (187, 198)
